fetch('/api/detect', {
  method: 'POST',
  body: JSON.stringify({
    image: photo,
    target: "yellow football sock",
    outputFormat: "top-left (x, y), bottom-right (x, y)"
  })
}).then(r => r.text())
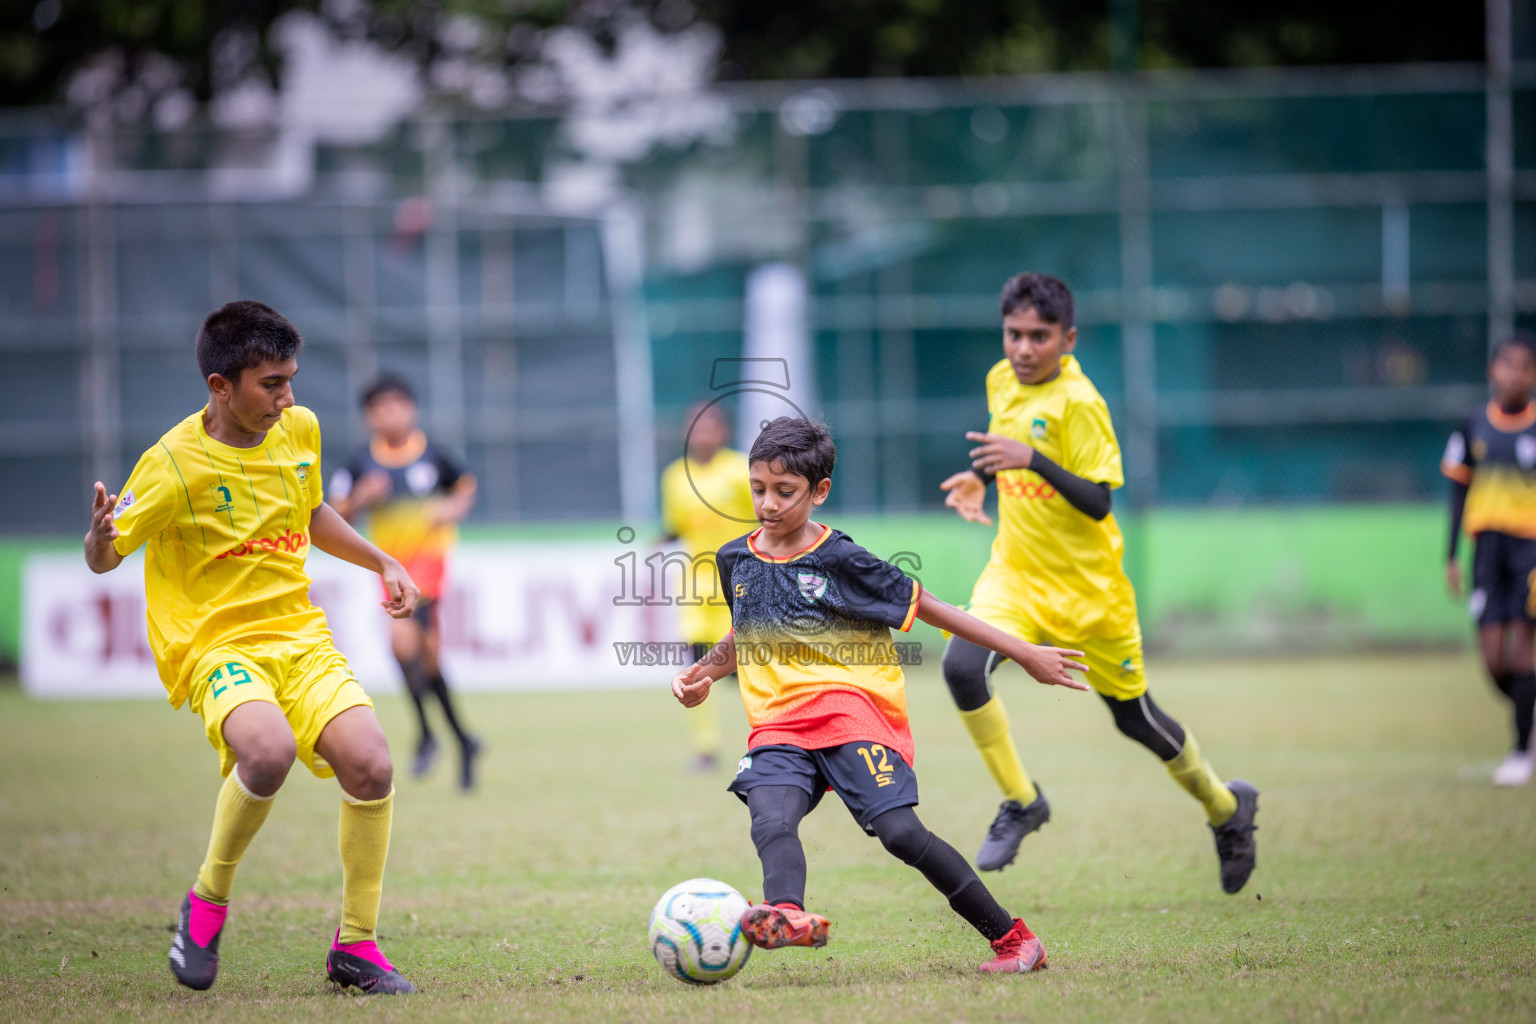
top-left (686, 700), bottom-right (721, 757)
top-left (338, 787), bottom-right (394, 944)
top-left (959, 696), bottom-right (1038, 805)
top-left (193, 767), bottom-right (276, 905)
top-left (1165, 732), bottom-right (1237, 825)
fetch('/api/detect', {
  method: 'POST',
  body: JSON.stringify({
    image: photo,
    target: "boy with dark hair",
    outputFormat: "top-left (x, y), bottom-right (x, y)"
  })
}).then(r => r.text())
top-left (85, 300), bottom-right (419, 994)
top-left (1442, 335), bottom-right (1536, 786)
top-left (330, 374), bottom-right (481, 789)
top-left (659, 401), bottom-right (755, 771)
top-left (938, 272), bottom-right (1259, 892)
top-left (672, 416), bottom-right (1090, 973)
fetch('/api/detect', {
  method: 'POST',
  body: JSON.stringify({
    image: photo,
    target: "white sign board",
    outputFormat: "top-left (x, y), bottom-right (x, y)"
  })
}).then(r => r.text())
top-left (21, 542), bottom-right (684, 699)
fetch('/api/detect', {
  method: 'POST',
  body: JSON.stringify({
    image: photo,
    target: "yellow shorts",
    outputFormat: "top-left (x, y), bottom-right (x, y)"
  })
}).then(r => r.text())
top-left (967, 579), bottom-right (1147, 701)
top-left (186, 635), bottom-right (373, 780)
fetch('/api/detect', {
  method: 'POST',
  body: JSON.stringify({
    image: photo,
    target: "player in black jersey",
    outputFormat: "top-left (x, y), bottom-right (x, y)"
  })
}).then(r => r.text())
top-left (331, 375), bottom-right (482, 789)
top-left (1442, 336), bottom-right (1536, 786)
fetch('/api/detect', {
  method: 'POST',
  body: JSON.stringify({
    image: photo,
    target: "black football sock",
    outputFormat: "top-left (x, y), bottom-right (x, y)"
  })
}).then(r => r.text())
top-left (398, 658), bottom-right (434, 745)
top-left (870, 807), bottom-right (1014, 942)
top-left (427, 672), bottom-right (472, 746)
top-left (1507, 671), bottom-right (1536, 752)
top-left (747, 786), bottom-right (810, 908)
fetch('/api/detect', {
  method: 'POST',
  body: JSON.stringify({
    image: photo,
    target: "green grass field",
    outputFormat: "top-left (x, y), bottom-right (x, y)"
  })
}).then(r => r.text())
top-left (3, 652), bottom-right (1535, 1022)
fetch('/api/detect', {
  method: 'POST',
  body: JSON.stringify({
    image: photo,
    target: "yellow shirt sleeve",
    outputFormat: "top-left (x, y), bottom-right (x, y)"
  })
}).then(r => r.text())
top-left (111, 446), bottom-right (179, 556)
top-left (302, 409), bottom-right (324, 509)
top-left (1063, 394), bottom-right (1125, 488)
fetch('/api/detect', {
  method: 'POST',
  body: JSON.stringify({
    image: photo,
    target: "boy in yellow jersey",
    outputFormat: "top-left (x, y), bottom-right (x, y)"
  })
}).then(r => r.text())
top-left (672, 417), bottom-right (1090, 973)
top-left (331, 375), bottom-right (481, 789)
top-left (84, 301), bottom-right (420, 995)
top-left (1442, 336), bottom-right (1536, 786)
top-left (938, 272), bottom-right (1259, 893)
top-left (659, 401), bottom-right (755, 770)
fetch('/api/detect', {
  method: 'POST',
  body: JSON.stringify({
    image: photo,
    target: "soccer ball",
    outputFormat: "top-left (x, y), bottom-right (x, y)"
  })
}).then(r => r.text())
top-left (647, 878), bottom-right (753, 984)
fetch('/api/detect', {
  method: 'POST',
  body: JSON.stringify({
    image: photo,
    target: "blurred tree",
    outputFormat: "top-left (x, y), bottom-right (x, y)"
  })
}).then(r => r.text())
top-left (693, 0), bottom-right (1487, 79)
top-left (0, 0), bottom-right (1493, 112)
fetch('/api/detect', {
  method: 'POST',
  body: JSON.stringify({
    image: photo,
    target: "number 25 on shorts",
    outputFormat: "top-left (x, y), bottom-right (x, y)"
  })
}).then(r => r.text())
top-left (856, 745), bottom-right (895, 788)
top-left (209, 662), bottom-right (252, 699)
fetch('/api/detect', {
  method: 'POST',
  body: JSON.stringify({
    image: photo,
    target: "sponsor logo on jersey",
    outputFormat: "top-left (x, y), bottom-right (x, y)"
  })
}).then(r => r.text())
top-left (797, 572), bottom-right (828, 604)
top-left (216, 529), bottom-right (309, 559)
top-left (997, 478), bottom-right (1058, 501)
top-left (212, 484), bottom-right (234, 514)
top-left (112, 490), bottom-right (135, 519)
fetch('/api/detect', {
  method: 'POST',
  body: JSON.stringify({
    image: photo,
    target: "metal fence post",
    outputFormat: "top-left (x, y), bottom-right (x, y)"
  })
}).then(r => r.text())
top-left (79, 129), bottom-right (120, 497)
top-left (1117, 93), bottom-right (1157, 508)
top-left (423, 113), bottom-right (467, 454)
top-left (603, 200), bottom-right (658, 526)
top-left (1486, 0), bottom-right (1515, 353)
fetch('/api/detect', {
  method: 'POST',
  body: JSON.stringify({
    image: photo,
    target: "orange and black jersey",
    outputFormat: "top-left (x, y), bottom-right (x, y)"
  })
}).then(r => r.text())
top-left (330, 431), bottom-right (466, 599)
top-left (1443, 401), bottom-right (1536, 550)
top-left (718, 525), bottom-right (921, 764)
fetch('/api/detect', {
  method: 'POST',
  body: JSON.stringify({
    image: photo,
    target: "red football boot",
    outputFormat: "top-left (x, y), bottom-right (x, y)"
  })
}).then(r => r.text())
top-left (979, 917), bottom-right (1047, 973)
top-left (739, 902), bottom-right (830, 949)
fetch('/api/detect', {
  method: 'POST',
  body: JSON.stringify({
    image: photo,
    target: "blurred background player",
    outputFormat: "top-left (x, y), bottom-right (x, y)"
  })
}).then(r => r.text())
top-left (672, 416), bottom-right (1090, 973)
top-left (1442, 335), bottom-right (1536, 787)
top-left (84, 301), bottom-right (419, 994)
top-left (659, 401), bottom-right (755, 771)
top-left (331, 375), bottom-right (482, 790)
top-left (939, 272), bottom-right (1259, 893)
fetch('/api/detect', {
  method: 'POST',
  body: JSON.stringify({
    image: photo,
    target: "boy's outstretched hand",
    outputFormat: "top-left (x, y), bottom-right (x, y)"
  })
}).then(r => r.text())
top-left (672, 662), bottom-right (713, 707)
top-left (940, 471), bottom-right (993, 526)
top-left (87, 481), bottom-right (119, 546)
top-left (1014, 644), bottom-right (1091, 691)
top-left (84, 481), bottom-right (126, 573)
top-left (379, 559), bottom-right (420, 619)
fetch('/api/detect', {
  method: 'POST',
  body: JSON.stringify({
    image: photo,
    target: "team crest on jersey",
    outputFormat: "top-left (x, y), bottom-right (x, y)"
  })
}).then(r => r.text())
top-left (1120, 657), bottom-right (1136, 675)
top-left (1472, 438), bottom-right (1488, 461)
top-left (111, 490), bottom-right (135, 519)
top-left (296, 461), bottom-right (310, 482)
top-left (1031, 418), bottom-right (1048, 439)
top-left (797, 572), bottom-right (828, 604)
top-left (406, 461), bottom-right (440, 495)
top-left (1518, 436), bottom-right (1536, 470)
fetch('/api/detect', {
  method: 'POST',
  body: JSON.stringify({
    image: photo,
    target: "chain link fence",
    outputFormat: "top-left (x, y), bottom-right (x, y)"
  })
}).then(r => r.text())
top-left (2, 63), bottom-right (1534, 531)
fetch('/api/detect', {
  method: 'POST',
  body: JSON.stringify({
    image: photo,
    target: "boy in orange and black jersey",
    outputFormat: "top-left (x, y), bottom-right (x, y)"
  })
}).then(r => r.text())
top-left (672, 417), bottom-right (1091, 974)
top-left (331, 376), bottom-right (481, 790)
top-left (1443, 335), bottom-right (1536, 787)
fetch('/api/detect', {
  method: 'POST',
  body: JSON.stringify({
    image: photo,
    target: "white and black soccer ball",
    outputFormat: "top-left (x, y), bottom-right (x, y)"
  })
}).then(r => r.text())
top-left (647, 878), bottom-right (753, 984)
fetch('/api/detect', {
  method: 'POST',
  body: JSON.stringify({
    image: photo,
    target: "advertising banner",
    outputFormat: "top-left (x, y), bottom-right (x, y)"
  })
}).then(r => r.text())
top-left (21, 542), bottom-right (685, 699)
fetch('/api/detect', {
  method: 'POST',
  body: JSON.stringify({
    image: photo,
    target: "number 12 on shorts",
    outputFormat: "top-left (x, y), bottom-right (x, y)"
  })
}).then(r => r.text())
top-left (209, 662), bottom-right (252, 699)
top-left (856, 745), bottom-right (895, 788)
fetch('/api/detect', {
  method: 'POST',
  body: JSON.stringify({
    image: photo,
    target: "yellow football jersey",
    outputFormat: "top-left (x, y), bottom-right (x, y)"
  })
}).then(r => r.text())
top-left (981, 355), bottom-right (1138, 638)
top-left (660, 447), bottom-right (755, 643)
top-left (111, 405), bottom-right (331, 706)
